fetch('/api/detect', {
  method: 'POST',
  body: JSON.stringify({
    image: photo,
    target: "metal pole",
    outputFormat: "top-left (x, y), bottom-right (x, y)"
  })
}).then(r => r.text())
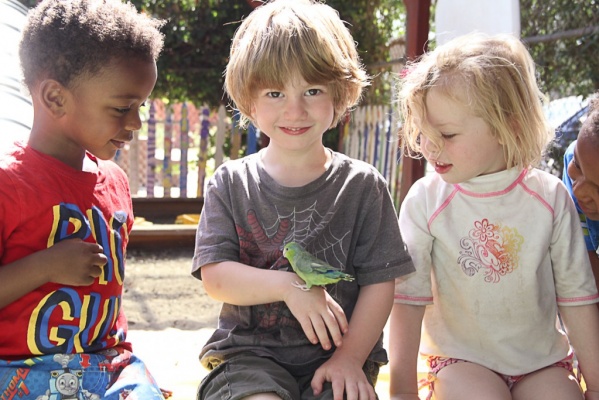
top-left (399, 0), bottom-right (430, 205)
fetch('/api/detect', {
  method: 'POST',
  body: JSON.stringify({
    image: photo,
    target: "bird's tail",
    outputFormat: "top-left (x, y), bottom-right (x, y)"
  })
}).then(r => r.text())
top-left (333, 271), bottom-right (354, 282)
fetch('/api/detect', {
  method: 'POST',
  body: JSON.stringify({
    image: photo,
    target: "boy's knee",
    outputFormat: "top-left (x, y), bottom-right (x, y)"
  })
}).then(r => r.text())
top-left (198, 355), bottom-right (299, 400)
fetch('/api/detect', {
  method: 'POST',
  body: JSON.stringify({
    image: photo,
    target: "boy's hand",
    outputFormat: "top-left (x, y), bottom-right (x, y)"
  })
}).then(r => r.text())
top-left (311, 352), bottom-right (376, 400)
top-left (586, 390), bottom-right (599, 400)
top-left (283, 285), bottom-right (348, 350)
top-left (47, 239), bottom-right (108, 286)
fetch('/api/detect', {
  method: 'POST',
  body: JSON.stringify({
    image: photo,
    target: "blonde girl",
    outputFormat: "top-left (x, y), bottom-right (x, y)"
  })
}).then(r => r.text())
top-left (389, 33), bottom-right (599, 400)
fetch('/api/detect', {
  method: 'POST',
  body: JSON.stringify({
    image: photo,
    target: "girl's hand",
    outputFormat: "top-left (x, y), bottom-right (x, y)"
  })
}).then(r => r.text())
top-left (283, 285), bottom-right (348, 350)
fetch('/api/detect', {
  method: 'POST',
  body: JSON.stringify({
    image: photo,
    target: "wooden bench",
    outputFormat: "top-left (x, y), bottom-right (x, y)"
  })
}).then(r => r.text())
top-left (128, 197), bottom-right (203, 250)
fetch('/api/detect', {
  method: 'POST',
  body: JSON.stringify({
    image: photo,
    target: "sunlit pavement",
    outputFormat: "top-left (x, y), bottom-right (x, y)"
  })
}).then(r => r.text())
top-left (128, 324), bottom-right (430, 400)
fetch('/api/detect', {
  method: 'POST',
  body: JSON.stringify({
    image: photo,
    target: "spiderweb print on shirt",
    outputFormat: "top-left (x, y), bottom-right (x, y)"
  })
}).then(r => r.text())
top-left (457, 218), bottom-right (524, 283)
top-left (237, 200), bottom-right (350, 272)
top-left (270, 201), bottom-right (350, 268)
top-left (237, 201), bottom-right (352, 333)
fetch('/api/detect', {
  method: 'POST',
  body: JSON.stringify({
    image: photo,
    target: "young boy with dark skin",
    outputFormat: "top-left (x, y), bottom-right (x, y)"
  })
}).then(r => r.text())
top-left (563, 93), bottom-right (599, 296)
top-left (0, 0), bottom-right (167, 398)
top-left (192, 1), bottom-right (414, 399)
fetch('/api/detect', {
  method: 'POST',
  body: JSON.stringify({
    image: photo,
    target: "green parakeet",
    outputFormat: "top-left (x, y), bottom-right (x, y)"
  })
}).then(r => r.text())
top-left (282, 241), bottom-right (354, 291)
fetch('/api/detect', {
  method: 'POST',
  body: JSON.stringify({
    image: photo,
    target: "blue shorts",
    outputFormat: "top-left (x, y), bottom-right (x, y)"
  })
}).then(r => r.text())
top-left (0, 346), bottom-right (164, 399)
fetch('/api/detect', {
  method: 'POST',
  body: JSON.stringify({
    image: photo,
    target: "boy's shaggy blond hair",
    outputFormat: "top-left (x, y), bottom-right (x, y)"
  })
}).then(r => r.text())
top-left (398, 33), bottom-right (552, 169)
top-left (225, 0), bottom-right (369, 128)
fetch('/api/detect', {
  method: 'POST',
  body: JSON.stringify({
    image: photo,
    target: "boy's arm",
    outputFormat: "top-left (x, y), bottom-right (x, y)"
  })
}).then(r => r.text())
top-left (201, 261), bottom-right (348, 350)
top-left (558, 304), bottom-right (599, 398)
top-left (310, 280), bottom-right (394, 400)
top-left (389, 302), bottom-right (425, 400)
top-left (0, 239), bottom-right (107, 309)
top-left (0, 251), bottom-right (50, 309)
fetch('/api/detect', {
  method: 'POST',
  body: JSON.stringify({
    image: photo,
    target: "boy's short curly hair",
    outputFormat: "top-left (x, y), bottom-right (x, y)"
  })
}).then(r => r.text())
top-left (19, 0), bottom-right (164, 91)
top-left (398, 33), bottom-right (552, 169)
top-left (225, 0), bottom-right (370, 129)
top-left (579, 92), bottom-right (599, 140)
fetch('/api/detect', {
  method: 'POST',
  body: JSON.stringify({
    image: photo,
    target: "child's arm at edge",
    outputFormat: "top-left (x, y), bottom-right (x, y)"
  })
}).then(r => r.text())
top-left (559, 303), bottom-right (599, 399)
top-left (311, 280), bottom-right (394, 400)
top-left (589, 251), bottom-right (599, 309)
top-left (389, 302), bottom-right (425, 400)
top-left (201, 261), bottom-right (348, 350)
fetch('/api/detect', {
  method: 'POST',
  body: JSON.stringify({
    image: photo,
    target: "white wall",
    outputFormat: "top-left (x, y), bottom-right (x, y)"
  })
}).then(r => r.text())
top-left (435, 0), bottom-right (520, 45)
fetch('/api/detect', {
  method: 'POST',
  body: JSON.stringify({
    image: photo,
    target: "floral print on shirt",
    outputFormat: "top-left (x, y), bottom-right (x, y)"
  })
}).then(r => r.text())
top-left (458, 218), bottom-right (524, 283)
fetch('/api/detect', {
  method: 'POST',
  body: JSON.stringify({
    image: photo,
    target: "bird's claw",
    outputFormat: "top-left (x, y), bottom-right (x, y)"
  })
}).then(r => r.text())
top-left (292, 281), bottom-right (310, 291)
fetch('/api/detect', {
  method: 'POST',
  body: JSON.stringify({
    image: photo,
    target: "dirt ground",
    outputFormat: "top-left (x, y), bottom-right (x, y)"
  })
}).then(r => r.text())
top-left (123, 247), bottom-right (220, 331)
top-left (121, 246), bottom-right (216, 399)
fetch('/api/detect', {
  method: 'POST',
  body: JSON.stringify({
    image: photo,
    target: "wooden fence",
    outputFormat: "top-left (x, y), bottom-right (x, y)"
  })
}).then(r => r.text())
top-left (114, 99), bottom-right (404, 206)
top-left (342, 105), bottom-right (403, 206)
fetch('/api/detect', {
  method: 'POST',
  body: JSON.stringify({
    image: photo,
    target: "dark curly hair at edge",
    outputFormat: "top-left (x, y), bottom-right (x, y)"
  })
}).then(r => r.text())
top-left (19, 0), bottom-right (165, 92)
top-left (581, 93), bottom-right (599, 139)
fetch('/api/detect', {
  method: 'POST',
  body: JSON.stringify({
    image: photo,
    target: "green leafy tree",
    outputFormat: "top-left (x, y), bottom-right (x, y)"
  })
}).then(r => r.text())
top-left (327, 0), bottom-right (407, 105)
top-left (124, 0), bottom-right (407, 107)
top-left (520, 0), bottom-right (599, 98)
top-left (129, 0), bottom-right (254, 106)
top-left (519, 0), bottom-right (598, 174)
top-left (17, 0), bottom-right (597, 104)
top-left (16, 0), bottom-right (406, 106)
top-left (126, 0), bottom-right (407, 150)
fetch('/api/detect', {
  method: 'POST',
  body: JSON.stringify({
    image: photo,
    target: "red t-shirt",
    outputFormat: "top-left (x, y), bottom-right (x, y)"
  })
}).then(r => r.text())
top-left (0, 143), bottom-right (133, 360)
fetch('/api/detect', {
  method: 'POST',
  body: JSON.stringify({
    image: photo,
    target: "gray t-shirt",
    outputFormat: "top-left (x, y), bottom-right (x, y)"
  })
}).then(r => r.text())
top-left (192, 150), bottom-right (413, 374)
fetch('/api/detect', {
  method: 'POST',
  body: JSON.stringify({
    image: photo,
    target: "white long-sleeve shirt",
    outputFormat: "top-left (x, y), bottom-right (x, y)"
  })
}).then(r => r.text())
top-left (395, 167), bottom-right (599, 375)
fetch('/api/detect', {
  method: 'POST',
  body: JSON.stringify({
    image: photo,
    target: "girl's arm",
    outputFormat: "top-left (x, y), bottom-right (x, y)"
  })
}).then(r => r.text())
top-left (201, 261), bottom-right (348, 350)
top-left (589, 251), bottom-right (599, 307)
top-left (558, 304), bottom-right (599, 398)
top-left (389, 302), bottom-right (426, 400)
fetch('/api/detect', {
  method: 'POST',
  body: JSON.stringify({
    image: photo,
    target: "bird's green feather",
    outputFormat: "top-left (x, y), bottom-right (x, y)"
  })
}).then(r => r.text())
top-left (283, 242), bottom-right (354, 290)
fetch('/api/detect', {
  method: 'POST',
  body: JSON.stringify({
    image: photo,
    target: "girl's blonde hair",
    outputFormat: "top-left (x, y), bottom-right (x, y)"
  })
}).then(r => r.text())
top-left (224, 0), bottom-right (369, 128)
top-left (398, 33), bottom-right (552, 169)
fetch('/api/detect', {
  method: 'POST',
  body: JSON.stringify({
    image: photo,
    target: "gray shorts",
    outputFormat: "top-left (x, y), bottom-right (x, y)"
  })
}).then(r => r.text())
top-left (197, 353), bottom-right (380, 400)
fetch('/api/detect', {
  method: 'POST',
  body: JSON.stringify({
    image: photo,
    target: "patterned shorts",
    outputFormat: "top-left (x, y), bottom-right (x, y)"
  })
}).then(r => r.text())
top-left (0, 346), bottom-right (166, 400)
top-left (418, 354), bottom-right (575, 400)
